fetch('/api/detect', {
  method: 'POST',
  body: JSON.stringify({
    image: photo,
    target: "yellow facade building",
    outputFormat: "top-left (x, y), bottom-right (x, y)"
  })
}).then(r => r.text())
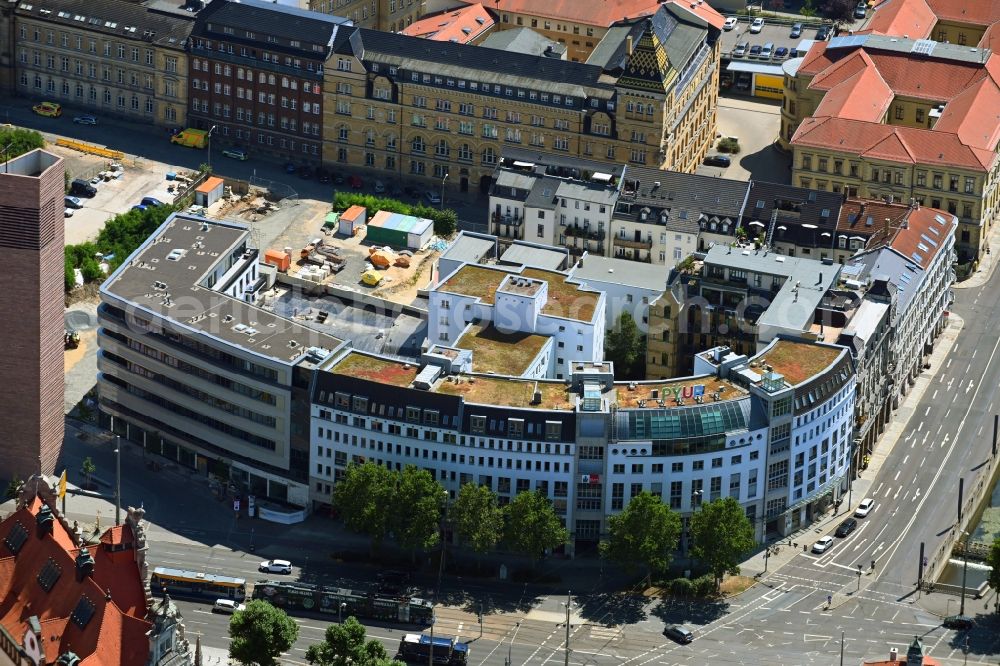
top-left (781, 0), bottom-right (1000, 264)
top-left (308, 0), bottom-right (424, 32)
top-left (14, 0), bottom-right (193, 128)
top-left (781, 34), bottom-right (1000, 263)
top-left (322, 0), bottom-right (723, 193)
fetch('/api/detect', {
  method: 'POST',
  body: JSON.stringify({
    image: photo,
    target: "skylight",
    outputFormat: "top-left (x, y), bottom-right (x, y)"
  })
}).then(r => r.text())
top-left (37, 558), bottom-right (62, 592)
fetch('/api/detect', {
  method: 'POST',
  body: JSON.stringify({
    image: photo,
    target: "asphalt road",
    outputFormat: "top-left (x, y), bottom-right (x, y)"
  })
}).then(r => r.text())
top-left (2, 98), bottom-right (489, 226)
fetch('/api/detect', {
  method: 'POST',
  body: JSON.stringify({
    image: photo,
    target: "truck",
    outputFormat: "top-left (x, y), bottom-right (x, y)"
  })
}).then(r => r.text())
top-left (170, 128), bottom-right (208, 148)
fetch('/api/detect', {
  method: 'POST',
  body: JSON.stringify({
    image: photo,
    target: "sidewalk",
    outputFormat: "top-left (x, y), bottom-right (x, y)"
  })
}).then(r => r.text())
top-left (954, 223), bottom-right (1000, 290)
top-left (738, 313), bottom-right (966, 592)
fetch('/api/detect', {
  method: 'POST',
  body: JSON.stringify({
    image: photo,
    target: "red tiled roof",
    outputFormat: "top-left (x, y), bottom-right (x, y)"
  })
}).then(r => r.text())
top-left (933, 76), bottom-right (1000, 150)
top-left (808, 50), bottom-right (874, 91)
top-left (0, 498), bottom-right (152, 666)
top-left (925, 0), bottom-right (1000, 25)
top-left (401, 3), bottom-right (494, 43)
top-left (979, 21), bottom-right (1000, 50)
top-left (864, 51), bottom-right (994, 102)
top-left (836, 199), bottom-right (912, 248)
top-left (665, 0), bottom-right (725, 31)
top-left (457, 0), bottom-right (661, 28)
top-left (812, 58), bottom-right (893, 122)
top-left (887, 206), bottom-right (955, 268)
top-left (797, 40), bottom-right (833, 76)
top-left (866, 0), bottom-right (935, 38)
top-left (791, 116), bottom-right (997, 170)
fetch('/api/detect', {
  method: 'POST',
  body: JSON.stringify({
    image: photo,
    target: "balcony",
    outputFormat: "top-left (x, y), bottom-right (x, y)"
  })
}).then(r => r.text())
top-left (564, 225), bottom-right (605, 241)
top-left (615, 236), bottom-right (653, 250)
top-left (491, 212), bottom-right (522, 227)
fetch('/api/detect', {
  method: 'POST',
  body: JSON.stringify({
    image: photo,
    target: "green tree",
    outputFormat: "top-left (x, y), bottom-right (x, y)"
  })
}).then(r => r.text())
top-left (228, 600), bottom-right (299, 666)
top-left (503, 490), bottom-right (568, 566)
top-left (453, 483), bottom-right (503, 555)
top-left (4, 477), bottom-right (22, 501)
top-left (389, 465), bottom-right (444, 554)
top-left (305, 616), bottom-right (404, 666)
top-left (64, 255), bottom-right (77, 292)
top-left (0, 127), bottom-right (45, 161)
top-left (987, 536), bottom-right (1000, 614)
top-left (605, 312), bottom-right (645, 380)
top-left (599, 491), bottom-right (681, 578)
top-left (81, 457), bottom-right (96, 489)
top-left (332, 461), bottom-right (396, 551)
top-left (820, 0), bottom-right (854, 24)
top-left (690, 497), bottom-right (755, 589)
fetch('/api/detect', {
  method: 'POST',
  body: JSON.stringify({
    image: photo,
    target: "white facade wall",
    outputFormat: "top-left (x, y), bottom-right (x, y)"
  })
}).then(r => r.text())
top-left (606, 424), bottom-right (769, 516)
top-left (787, 383), bottom-right (855, 507)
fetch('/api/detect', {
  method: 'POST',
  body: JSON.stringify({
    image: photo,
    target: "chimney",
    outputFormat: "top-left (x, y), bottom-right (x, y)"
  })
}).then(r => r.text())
top-left (889, 647), bottom-right (898, 661)
top-left (627, 35), bottom-right (634, 56)
top-left (75, 549), bottom-right (96, 580)
top-left (884, 217), bottom-right (890, 240)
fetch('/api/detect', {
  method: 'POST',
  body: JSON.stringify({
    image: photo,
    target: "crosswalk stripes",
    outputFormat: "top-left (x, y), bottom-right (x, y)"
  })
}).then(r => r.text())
top-left (589, 625), bottom-right (623, 641)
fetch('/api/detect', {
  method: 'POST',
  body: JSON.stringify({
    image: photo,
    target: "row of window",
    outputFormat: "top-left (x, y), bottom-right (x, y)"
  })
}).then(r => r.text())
top-left (192, 39), bottom-right (323, 71)
top-left (20, 73), bottom-right (156, 112)
top-left (18, 26), bottom-right (172, 70)
top-left (801, 155), bottom-right (978, 194)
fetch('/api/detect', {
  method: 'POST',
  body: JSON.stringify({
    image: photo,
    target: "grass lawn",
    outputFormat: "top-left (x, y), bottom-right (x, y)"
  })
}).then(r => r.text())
top-left (331, 352), bottom-right (419, 387)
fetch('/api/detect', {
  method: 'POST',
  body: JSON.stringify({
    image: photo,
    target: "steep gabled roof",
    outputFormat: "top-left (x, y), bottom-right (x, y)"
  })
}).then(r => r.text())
top-left (932, 76), bottom-right (1000, 151)
top-left (866, 0), bottom-right (935, 39)
top-left (0, 497), bottom-right (152, 666)
top-left (454, 0), bottom-right (662, 28)
top-left (925, 0), bottom-right (1000, 25)
top-left (401, 4), bottom-right (495, 44)
top-left (812, 61), bottom-right (894, 122)
top-left (792, 116), bottom-right (997, 170)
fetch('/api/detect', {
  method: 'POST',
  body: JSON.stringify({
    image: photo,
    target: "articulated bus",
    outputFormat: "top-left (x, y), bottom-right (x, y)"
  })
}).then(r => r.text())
top-left (252, 579), bottom-right (434, 625)
top-left (150, 567), bottom-right (247, 601)
top-left (397, 633), bottom-right (469, 665)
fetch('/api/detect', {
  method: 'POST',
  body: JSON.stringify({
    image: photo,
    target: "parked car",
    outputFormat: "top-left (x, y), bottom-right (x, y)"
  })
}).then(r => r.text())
top-left (140, 196), bottom-right (165, 207)
top-left (259, 559), bottom-right (292, 574)
top-left (213, 599), bottom-right (246, 614)
top-left (835, 517), bottom-right (858, 537)
top-left (64, 207), bottom-right (75, 218)
top-left (790, 47), bottom-right (800, 58)
top-left (425, 190), bottom-right (442, 205)
top-left (284, 162), bottom-right (297, 174)
top-left (943, 615), bottom-right (974, 630)
top-left (855, 498), bottom-right (875, 517)
top-left (812, 536), bottom-right (835, 554)
top-left (790, 22), bottom-right (803, 38)
top-left (403, 185), bottom-right (421, 198)
top-left (32, 101), bottom-right (62, 117)
top-left (749, 17), bottom-right (765, 33)
top-left (316, 167), bottom-right (331, 184)
top-left (854, 2), bottom-right (867, 18)
top-left (349, 175), bottom-right (363, 189)
top-left (73, 114), bottom-right (97, 125)
top-left (64, 196), bottom-right (83, 209)
top-left (816, 25), bottom-right (832, 40)
top-left (760, 42), bottom-right (774, 58)
top-left (723, 16), bottom-right (738, 31)
top-left (749, 44), bottom-right (763, 57)
top-left (70, 178), bottom-right (97, 198)
top-left (221, 148), bottom-right (248, 161)
top-left (774, 46), bottom-right (789, 59)
top-left (703, 154), bottom-right (731, 167)
top-left (733, 42), bottom-right (749, 57)
top-left (663, 625), bottom-right (694, 644)
top-left (131, 204), bottom-right (148, 212)
top-left (373, 179), bottom-right (386, 194)
top-left (298, 165), bottom-right (313, 180)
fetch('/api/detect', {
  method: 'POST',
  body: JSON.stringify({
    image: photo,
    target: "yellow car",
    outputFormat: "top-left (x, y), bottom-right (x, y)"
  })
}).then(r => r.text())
top-left (32, 102), bottom-right (62, 117)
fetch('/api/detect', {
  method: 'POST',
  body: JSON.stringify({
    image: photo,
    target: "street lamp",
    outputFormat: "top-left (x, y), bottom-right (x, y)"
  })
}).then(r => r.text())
top-left (114, 436), bottom-right (122, 527)
top-left (505, 621), bottom-right (521, 666)
top-left (959, 530), bottom-right (971, 616)
top-left (440, 172), bottom-right (448, 210)
top-left (249, 527), bottom-right (255, 553)
top-left (562, 592), bottom-right (575, 666)
top-left (338, 602), bottom-right (346, 624)
top-left (207, 125), bottom-right (218, 172)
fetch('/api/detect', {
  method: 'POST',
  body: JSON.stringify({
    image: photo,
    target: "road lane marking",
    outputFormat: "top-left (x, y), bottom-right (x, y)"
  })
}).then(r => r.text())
top-left (917, 421), bottom-right (923, 431)
top-left (925, 406), bottom-right (931, 416)
top-left (932, 390), bottom-right (938, 400)
top-left (902, 455), bottom-right (909, 464)
top-left (880, 318), bottom-right (1000, 574)
top-left (893, 486), bottom-right (902, 500)
top-left (894, 470), bottom-right (901, 481)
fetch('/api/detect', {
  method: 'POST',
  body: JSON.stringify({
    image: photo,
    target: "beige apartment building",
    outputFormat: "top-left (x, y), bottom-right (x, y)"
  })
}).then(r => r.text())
top-left (14, 0), bottom-right (193, 128)
top-left (309, 0), bottom-right (424, 32)
top-left (781, 31), bottom-right (1000, 264)
top-left (322, 0), bottom-right (722, 192)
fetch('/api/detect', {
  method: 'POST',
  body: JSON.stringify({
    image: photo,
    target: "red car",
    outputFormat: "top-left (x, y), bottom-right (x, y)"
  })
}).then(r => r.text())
top-left (349, 175), bottom-right (363, 189)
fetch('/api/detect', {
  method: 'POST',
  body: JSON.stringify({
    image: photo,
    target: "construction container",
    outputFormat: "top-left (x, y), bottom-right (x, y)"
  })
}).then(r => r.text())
top-left (264, 249), bottom-right (290, 272)
top-left (338, 205), bottom-right (367, 236)
top-left (366, 210), bottom-right (433, 249)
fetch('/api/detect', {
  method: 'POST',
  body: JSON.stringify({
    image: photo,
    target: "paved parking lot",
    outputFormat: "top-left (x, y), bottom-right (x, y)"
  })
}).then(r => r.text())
top-left (721, 16), bottom-right (825, 63)
top-left (696, 96), bottom-right (790, 183)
